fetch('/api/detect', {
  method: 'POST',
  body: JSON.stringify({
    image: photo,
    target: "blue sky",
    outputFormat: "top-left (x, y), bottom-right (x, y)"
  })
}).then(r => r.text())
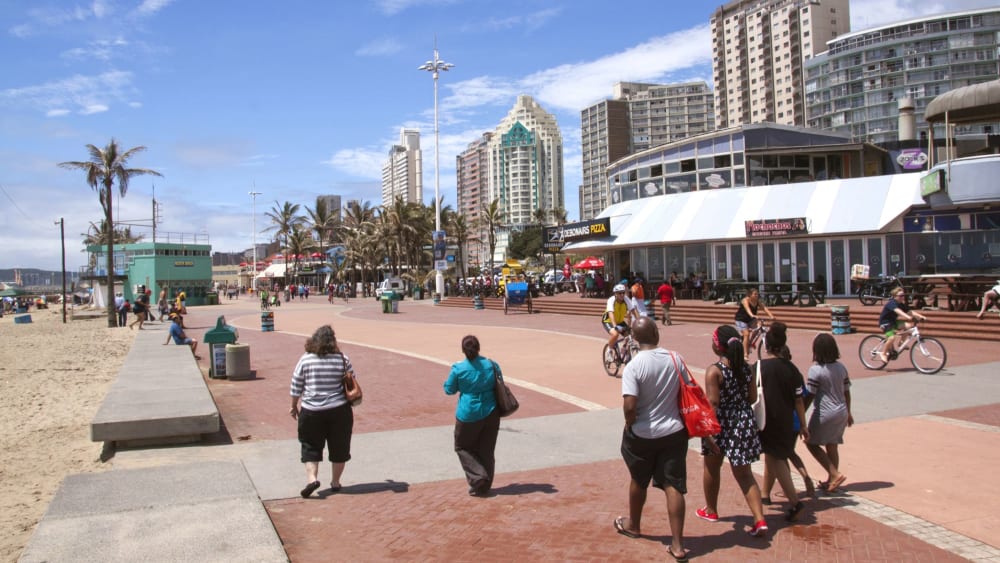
top-left (0, 0), bottom-right (993, 272)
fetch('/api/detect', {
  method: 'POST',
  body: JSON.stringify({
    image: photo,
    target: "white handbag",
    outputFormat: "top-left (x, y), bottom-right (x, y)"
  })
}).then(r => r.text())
top-left (751, 360), bottom-right (766, 431)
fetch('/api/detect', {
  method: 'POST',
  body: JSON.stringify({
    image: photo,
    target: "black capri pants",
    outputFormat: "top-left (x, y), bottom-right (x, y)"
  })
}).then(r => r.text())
top-left (298, 403), bottom-right (353, 463)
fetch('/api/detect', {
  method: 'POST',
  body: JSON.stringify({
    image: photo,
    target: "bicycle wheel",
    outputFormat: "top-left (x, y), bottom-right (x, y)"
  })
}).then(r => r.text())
top-left (910, 337), bottom-right (947, 374)
top-left (858, 286), bottom-right (878, 306)
top-left (602, 344), bottom-right (620, 377)
top-left (858, 335), bottom-right (888, 369)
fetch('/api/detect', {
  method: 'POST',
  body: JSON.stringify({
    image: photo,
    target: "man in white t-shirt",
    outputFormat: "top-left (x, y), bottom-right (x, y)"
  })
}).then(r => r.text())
top-left (613, 317), bottom-right (689, 561)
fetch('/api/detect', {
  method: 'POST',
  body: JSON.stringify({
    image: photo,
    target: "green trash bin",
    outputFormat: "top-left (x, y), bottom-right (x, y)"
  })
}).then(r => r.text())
top-left (380, 295), bottom-right (391, 314)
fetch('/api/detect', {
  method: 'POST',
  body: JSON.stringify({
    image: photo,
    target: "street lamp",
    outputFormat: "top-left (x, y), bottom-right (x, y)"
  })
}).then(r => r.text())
top-left (250, 189), bottom-right (261, 291)
top-left (418, 44), bottom-right (453, 301)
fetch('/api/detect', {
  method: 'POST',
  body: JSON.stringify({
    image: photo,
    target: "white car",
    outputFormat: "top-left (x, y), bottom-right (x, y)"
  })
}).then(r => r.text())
top-left (374, 277), bottom-right (406, 300)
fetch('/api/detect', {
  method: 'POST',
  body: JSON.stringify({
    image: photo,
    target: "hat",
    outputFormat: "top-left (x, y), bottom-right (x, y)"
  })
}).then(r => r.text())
top-left (613, 283), bottom-right (627, 293)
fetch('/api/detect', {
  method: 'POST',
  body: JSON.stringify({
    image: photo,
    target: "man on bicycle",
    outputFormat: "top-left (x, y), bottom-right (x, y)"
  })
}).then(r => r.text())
top-left (878, 287), bottom-right (926, 362)
top-left (603, 283), bottom-right (638, 350)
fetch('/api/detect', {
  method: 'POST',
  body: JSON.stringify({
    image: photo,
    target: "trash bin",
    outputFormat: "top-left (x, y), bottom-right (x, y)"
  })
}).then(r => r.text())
top-left (831, 305), bottom-right (852, 334)
top-left (205, 315), bottom-right (240, 378)
top-left (226, 343), bottom-right (252, 380)
top-left (206, 292), bottom-right (219, 305)
top-left (261, 311), bottom-right (275, 332)
top-left (380, 295), bottom-right (392, 314)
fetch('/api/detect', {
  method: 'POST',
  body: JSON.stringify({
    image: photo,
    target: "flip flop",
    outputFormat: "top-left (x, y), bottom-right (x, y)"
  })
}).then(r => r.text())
top-left (300, 480), bottom-right (321, 498)
top-left (785, 501), bottom-right (805, 522)
top-left (827, 474), bottom-right (847, 492)
top-left (667, 548), bottom-right (689, 562)
top-left (614, 517), bottom-right (640, 539)
top-left (329, 483), bottom-right (341, 493)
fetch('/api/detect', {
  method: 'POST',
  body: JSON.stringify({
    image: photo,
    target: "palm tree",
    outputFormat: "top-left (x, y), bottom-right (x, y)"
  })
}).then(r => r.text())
top-left (341, 200), bottom-right (377, 289)
top-left (448, 213), bottom-right (473, 279)
top-left (532, 207), bottom-right (549, 226)
top-left (284, 225), bottom-right (316, 283)
top-left (480, 198), bottom-right (505, 275)
top-left (306, 197), bottom-right (337, 254)
top-left (265, 200), bottom-right (305, 274)
top-left (82, 220), bottom-right (145, 246)
top-left (60, 139), bottom-right (162, 328)
top-left (552, 207), bottom-right (568, 225)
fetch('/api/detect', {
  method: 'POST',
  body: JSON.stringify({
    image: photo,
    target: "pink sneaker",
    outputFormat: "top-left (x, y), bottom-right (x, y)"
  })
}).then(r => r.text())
top-left (696, 507), bottom-right (719, 522)
top-left (748, 520), bottom-right (768, 537)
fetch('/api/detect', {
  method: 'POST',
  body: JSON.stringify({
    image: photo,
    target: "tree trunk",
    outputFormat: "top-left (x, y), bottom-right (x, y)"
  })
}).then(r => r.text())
top-left (104, 184), bottom-right (116, 328)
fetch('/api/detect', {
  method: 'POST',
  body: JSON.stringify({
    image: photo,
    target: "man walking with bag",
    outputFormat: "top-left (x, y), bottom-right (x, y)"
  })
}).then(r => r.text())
top-left (613, 317), bottom-right (690, 562)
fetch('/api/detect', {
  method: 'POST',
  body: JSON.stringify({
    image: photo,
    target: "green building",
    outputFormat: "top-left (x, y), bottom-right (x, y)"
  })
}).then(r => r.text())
top-left (85, 241), bottom-right (214, 305)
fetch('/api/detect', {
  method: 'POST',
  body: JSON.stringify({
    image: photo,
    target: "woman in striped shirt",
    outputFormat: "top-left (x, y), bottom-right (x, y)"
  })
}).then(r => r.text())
top-left (290, 325), bottom-right (356, 498)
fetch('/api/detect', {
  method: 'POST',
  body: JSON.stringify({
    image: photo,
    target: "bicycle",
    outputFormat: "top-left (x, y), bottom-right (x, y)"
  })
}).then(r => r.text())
top-left (858, 319), bottom-right (947, 374)
top-left (602, 332), bottom-right (639, 377)
top-left (857, 275), bottom-right (904, 306)
top-left (744, 317), bottom-right (774, 362)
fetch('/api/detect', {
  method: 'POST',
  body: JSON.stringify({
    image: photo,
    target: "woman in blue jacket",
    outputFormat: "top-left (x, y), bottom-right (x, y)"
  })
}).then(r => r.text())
top-left (444, 335), bottom-right (500, 497)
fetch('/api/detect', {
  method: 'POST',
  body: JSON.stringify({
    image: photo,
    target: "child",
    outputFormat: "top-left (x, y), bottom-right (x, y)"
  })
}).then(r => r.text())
top-left (761, 345), bottom-right (816, 502)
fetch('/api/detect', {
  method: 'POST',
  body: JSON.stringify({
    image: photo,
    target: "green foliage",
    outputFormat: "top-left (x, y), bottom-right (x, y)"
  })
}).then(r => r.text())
top-left (507, 228), bottom-right (542, 260)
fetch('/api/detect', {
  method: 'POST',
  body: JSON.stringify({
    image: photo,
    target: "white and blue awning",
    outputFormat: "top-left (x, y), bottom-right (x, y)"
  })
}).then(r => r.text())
top-left (564, 173), bottom-right (924, 252)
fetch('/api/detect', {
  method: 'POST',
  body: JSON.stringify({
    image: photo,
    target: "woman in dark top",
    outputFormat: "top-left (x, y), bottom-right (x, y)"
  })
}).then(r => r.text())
top-left (444, 335), bottom-right (501, 497)
top-left (758, 322), bottom-right (810, 521)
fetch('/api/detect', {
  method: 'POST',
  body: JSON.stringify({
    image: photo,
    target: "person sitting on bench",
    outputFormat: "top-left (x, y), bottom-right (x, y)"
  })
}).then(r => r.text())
top-left (164, 314), bottom-right (200, 359)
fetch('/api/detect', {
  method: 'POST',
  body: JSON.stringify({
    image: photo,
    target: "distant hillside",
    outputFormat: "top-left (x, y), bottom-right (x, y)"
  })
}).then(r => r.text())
top-left (0, 268), bottom-right (79, 285)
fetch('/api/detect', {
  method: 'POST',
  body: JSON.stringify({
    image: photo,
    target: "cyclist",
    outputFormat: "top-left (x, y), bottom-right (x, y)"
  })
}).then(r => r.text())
top-left (603, 283), bottom-right (638, 352)
top-left (735, 287), bottom-right (774, 360)
top-left (878, 287), bottom-right (927, 363)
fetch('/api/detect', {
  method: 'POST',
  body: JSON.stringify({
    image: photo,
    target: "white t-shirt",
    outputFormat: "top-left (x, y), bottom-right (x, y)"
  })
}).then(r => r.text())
top-left (621, 348), bottom-right (685, 439)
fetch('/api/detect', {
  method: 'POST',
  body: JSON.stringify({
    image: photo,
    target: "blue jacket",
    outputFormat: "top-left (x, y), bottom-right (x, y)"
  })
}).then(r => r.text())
top-left (444, 356), bottom-right (498, 422)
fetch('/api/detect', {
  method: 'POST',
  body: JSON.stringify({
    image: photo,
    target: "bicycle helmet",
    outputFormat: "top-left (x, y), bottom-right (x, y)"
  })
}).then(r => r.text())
top-left (613, 283), bottom-right (627, 293)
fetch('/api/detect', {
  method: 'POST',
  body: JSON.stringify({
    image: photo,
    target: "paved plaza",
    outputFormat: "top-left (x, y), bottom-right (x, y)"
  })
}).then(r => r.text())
top-left (110, 294), bottom-right (1000, 562)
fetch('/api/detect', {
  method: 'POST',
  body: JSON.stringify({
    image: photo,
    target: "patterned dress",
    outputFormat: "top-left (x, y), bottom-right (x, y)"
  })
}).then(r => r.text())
top-left (700, 361), bottom-right (761, 466)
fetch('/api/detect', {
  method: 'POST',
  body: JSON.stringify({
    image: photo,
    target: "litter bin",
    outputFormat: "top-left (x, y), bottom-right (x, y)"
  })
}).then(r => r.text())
top-left (413, 286), bottom-right (424, 300)
top-left (831, 305), bottom-right (852, 334)
top-left (226, 343), bottom-right (252, 380)
top-left (380, 294), bottom-right (392, 314)
top-left (204, 316), bottom-right (240, 378)
top-left (261, 311), bottom-right (275, 332)
top-left (206, 292), bottom-right (219, 305)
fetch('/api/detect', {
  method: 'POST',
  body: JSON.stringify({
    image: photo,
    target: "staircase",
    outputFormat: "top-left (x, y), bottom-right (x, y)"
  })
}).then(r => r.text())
top-left (438, 294), bottom-right (1000, 342)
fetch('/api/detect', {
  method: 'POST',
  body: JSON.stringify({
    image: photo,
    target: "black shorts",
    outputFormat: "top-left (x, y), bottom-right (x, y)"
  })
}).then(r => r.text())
top-left (298, 403), bottom-right (353, 463)
top-left (620, 425), bottom-right (688, 493)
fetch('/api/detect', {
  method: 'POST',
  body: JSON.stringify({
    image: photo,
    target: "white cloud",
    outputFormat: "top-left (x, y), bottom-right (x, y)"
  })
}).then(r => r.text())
top-left (173, 140), bottom-right (256, 170)
top-left (61, 37), bottom-right (130, 61)
top-left (356, 38), bottom-right (404, 56)
top-left (323, 148), bottom-right (386, 179)
top-left (136, 0), bottom-right (175, 17)
top-left (460, 7), bottom-right (562, 33)
top-left (9, 24), bottom-right (32, 38)
top-left (46, 109), bottom-right (70, 117)
top-left (0, 70), bottom-right (134, 116)
top-left (374, 0), bottom-right (460, 16)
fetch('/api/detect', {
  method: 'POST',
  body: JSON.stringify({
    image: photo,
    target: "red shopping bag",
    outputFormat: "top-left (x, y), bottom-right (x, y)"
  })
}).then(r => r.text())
top-left (671, 352), bottom-right (721, 438)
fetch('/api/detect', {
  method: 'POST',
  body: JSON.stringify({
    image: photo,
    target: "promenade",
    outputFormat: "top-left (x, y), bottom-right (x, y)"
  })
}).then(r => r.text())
top-left (109, 294), bottom-right (1000, 562)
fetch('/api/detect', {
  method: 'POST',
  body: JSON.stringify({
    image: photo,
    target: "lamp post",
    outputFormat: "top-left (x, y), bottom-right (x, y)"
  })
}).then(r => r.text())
top-left (418, 44), bottom-right (453, 301)
top-left (250, 189), bottom-right (261, 291)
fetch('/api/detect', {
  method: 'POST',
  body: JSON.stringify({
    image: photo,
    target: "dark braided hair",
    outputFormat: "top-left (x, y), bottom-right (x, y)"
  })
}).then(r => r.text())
top-left (713, 324), bottom-right (746, 375)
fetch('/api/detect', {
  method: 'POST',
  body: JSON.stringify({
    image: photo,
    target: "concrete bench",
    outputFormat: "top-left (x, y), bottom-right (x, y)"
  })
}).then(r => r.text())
top-left (91, 328), bottom-right (219, 447)
top-left (19, 461), bottom-right (287, 562)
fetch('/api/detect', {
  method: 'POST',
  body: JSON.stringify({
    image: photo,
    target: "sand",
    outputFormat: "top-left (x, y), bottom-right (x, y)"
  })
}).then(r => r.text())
top-left (0, 307), bottom-right (135, 561)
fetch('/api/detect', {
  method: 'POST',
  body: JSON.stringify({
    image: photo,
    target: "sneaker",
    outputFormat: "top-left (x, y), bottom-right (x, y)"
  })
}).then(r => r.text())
top-left (748, 520), bottom-right (768, 537)
top-left (696, 507), bottom-right (719, 522)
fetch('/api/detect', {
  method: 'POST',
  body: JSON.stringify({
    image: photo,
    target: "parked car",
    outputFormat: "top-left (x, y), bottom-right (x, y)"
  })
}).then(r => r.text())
top-left (374, 277), bottom-right (406, 300)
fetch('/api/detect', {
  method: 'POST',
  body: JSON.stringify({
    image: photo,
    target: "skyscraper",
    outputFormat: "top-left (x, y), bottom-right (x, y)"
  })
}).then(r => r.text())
top-left (579, 81), bottom-right (715, 220)
top-left (380, 128), bottom-right (423, 206)
top-left (711, 0), bottom-right (851, 129)
top-left (456, 132), bottom-right (492, 269)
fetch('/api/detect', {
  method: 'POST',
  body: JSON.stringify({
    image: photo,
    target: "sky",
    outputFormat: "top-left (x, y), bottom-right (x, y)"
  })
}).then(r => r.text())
top-left (1, 0), bottom-right (996, 272)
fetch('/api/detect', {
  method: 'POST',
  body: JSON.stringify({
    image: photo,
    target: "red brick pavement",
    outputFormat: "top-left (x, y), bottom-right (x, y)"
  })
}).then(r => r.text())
top-left (932, 403), bottom-right (1000, 428)
top-left (266, 455), bottom-right (965, 563)
top-left (181, 300), bottom-right (990, 561)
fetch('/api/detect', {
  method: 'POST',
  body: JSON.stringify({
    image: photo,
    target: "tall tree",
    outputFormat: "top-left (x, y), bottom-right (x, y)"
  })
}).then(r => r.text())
top-left (265, 200), bottom-right (305, 275)
top-left (284, 225), bottom-right (316, 282)
top-left (60, 139), bottom-right (162, 328)
top-left (447, 212), bottom-right (473, 279)
top-left (480, 199), bottom-right (505, 275)
top-left (306, 197), bottom-right (336, 253)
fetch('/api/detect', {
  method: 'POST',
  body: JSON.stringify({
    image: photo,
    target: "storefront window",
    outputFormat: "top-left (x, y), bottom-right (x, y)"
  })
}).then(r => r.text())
top-left (730, 245), bottom-right (743, 280)
top-left (684, 243), bottom-right (707, 279)
top-left (648, 247), bottom-right (665, 281)
top-left (746, 244), bottom-right (760, 282)
top-left (796, 241), bottom-right (809, 283)
top-left (867, 238), bottom-right (883, 278)
top-left (887, 234), bottom-right (904, 275)
top-left (848, 238), bottom-right (864, 292)
top-left (715, 245), bottom-right (728, 278)
top-left (831, 240), bottom-right (845, 294)
top-left (762, 243), bottom-right (776, 283)
top-left (666, 246), bottom-right (684, 278)
top-left (632, 248), bottom-right (648, 280)
top-left (778, 242), bottom-right (792, 283)
top-left (813, 241), bottom-right (828, 294)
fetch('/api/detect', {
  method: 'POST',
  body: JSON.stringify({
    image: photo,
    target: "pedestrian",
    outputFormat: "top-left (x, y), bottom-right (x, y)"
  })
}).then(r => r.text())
top-left (657, 280), bottom-right (675, 326)
top-left (289, 325), bottom-right (356, 498)
top-left (443, 335), bottom-right (501, 497)
top-left (976, 281), bottom-right (1000, 319)
top-left (631, 277), bottom-right (647, 317)
top-left (163, 314), bottom-right (199, 358)
top-left (114, 292), bottom-right (127, 327)
top-left (158, 288), bottom-right (168, 320)
top-left (697, 325), bottom-right (768, 537)
top-left (805, 333), bottom-right (853, 494)
top-left (757, 322), bottom-right (810, 522)
top-left (760, 345), bottom-right (815, 504)
top-left (128, 294), bottom-right (147, 330)
top-left (614, 317), bottom-right (689, 562)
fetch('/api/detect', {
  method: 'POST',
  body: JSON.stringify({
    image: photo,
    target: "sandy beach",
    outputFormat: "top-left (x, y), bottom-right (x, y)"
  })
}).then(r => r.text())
top-left (0, 307), bottom-right (135, 561)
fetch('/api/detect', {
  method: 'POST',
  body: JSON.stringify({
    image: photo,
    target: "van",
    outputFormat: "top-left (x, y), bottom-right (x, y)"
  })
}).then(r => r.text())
top-left (375, 277), bottom-right (405, 300)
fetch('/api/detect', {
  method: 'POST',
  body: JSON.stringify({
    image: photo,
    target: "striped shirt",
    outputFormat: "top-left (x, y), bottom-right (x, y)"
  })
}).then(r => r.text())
top-left (290, 352), bottom-right (354, 411)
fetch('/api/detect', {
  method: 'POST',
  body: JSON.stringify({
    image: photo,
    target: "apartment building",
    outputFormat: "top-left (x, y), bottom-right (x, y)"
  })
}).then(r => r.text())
top-left (806, 8), bottom-right (1000, 144)
top-left (456, 132), bottom-right (492, 268)
top-left (711, 0), bottom-right (850, 129)
top-left (579, 81), bottom-right (715, 220)
top-left (380, 128), bottom-right (423, 206)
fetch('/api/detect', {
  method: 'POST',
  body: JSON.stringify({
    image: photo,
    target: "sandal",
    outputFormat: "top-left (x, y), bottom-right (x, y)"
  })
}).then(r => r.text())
top-left (614, 516), bottom-right (640, 538)
top-left (667, 548), bottom-right (689, 562)
top-left (300, 480), bottom-right (321, 498)
top-left (785, 501), bottom-right (804, 522)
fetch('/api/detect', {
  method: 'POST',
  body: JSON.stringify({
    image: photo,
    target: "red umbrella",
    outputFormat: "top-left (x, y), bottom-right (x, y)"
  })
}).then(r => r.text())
top-left (239, 262), bottom-right (248, 267)
top-left (562, 257), bottom-right (571, 278)
top-left (573, 256), bottom-right (604, 269)
top-left (310, 252), bottom-right (323, 258)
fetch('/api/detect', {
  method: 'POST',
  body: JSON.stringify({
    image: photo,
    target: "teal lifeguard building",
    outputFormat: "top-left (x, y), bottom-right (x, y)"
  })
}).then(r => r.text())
top-left (84, 240), bottom-right (214, 305)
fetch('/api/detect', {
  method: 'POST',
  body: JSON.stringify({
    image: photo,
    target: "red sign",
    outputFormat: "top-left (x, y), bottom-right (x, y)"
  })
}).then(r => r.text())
top-left (745, 217), bottom-right (808, 238)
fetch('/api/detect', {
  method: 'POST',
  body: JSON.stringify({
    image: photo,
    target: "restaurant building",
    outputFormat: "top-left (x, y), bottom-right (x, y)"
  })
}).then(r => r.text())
top-left (84, 240), bottom-right (214, 305)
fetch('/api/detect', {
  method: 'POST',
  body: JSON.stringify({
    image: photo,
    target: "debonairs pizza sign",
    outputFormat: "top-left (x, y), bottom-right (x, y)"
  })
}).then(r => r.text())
top-left (542, 218), bottom-right (611, 252)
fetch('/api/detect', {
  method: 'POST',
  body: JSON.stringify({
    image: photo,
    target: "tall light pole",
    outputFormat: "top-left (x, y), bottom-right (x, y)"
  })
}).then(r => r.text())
top-left (419, 43), bottom-right (453, 301)
top-left (250, 189), bottom-right (261, 291)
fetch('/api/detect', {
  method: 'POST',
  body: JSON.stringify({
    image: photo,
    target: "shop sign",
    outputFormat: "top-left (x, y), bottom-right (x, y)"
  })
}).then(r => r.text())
top-left (543, 217), bottom-right (612, 253)
top-left (897, 148), bottom-right (928, 170)
top-left (920, 169), bottom-right (946, 198)
top-left (745, 217), bottom-right (808, 238)
top-left (174, 260), bottom-right (194, 267)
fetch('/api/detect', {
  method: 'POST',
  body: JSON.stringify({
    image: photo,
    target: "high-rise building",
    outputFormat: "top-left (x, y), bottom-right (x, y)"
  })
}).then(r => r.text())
top-left (805, 7), bottom-right (1000, 144)
top-left (380, 129), bottom-right (423, 206)
top-left (456, 132), bottom-right (492, 269)
top-left (711, 0), bottom-right (850, 129)
top-left (579, 81), bottom-right (715, 220)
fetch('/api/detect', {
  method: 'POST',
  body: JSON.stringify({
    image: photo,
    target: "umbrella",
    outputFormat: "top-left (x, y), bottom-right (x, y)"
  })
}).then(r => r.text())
top-left (573, 256), bottom-right (604, 269)
top-left (310, 252), bottom-right (323, 258)
top-left (562, 257), bottom-right (571, 278)
top-left (239, 262), bottom-right (248, 267)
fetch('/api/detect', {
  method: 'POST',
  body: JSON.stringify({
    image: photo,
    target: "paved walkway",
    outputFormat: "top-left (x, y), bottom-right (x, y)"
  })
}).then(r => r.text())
top-left (112, 296), bottom-right (1000, 562)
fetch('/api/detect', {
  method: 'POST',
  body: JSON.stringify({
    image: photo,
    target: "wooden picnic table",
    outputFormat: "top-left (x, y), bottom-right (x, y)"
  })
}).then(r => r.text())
top-left (899, 274), bottom-right (998, 311)
top-left (757, 282), bottom-right (826, 307)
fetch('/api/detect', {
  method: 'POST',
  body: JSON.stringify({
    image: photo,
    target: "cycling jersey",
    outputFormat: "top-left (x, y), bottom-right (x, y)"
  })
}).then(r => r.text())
top-left (604, 295), bottom-right (635, 325)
